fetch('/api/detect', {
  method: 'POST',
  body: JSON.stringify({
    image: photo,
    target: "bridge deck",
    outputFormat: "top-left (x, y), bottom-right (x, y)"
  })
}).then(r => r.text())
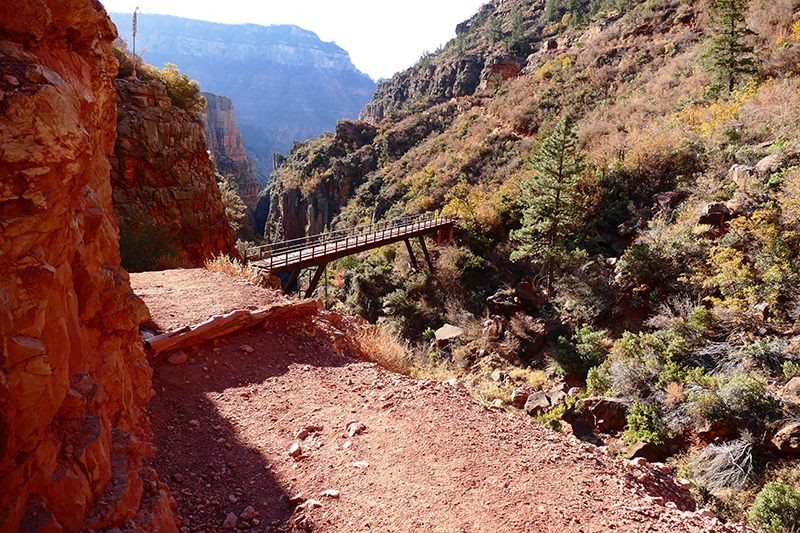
top-left (246, 213), bottom-right (456, 275)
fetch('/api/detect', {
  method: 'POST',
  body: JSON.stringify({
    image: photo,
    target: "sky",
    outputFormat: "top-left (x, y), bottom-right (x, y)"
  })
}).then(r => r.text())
top-left (100, 0), bottom-right (488, 80)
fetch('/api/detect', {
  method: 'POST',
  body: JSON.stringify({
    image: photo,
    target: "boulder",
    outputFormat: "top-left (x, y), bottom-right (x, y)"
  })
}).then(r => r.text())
top-left (625, 440), bottom-right (666, 463)
top-left (696, 418), bottom-right (737, 441)
top-left (756, 153), bottom-right (783, 175)
top-left (653, 191), bottom-right (685, 210)
top-left (580, 397), bottom-right (628, 432)
top-left (511, 388), bottom-right (530, 409)
top-left (698, 202), bottom-right (730, 227)
top-left (482, 315), bottom-right (507, 342)
top-left (435, 324), bottom-right (463, 343)
top-left (515, 281), bottom-right (545, 312)
top-left (728, 164), bottom-right (756, 188)
top-left (524, 391), bottom-right (551, 416)
top-left (617, 217), bottom-right (646, 237)
top-left (772, 422), bottom-right (800, 452)
top-left (782, 377), bottom-right (800, 399)
top-left (486, 289), bottom-right (523, 318)
top-left (546, 386), bottom-right (567, 410)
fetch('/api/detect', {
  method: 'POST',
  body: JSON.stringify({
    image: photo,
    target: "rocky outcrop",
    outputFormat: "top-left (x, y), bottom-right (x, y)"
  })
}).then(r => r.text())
top-left (111, 78), bottom-right (236, 269)
top-left (201, 92), bottom-right (260, 209)
top-left (0, 2), bottom-right (176, 531)
top-left (109, 13), bottom-right (377, 186)
top-left (260, 120), bottom-right (378, 241)
top-left (362, 55), bottom-right (484, 125)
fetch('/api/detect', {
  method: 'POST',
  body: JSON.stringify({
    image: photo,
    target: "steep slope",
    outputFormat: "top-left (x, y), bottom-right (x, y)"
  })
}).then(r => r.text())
top-left (0, 2), bottom-right (176, 531)
top-left (201, 91), bottom-right (260, 209)
top-left (109, 12), bottom-right (377, 185)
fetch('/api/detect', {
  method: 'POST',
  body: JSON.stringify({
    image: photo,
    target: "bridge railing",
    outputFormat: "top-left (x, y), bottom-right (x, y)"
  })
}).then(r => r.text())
top-left (245, 212), bottom-right (457, 272)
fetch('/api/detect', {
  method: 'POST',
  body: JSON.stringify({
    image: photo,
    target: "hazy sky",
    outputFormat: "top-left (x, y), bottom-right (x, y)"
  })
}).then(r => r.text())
top-left (101, 0), bottom-right (487, 80)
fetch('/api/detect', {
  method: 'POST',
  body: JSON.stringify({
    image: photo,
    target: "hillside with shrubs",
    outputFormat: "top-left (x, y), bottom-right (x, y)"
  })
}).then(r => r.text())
top-left (261, 0), bottom-right (800, 528)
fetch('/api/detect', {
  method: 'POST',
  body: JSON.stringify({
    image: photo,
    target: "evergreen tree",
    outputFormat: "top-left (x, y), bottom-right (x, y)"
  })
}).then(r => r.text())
top-left (706, 0), bottom-right (759, 92)
top-left (511, 115), bottom-right (586, 294)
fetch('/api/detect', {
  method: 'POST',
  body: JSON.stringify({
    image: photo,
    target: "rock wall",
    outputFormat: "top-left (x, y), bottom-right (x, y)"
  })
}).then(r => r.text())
top-left (111, 78), bottom-right (236, 268)
top-left (259, 121), bottom-right (378, 242)
top-left (201, 91), bottom-right (260, 209)
top-left (0, 2), bottom-right (177, 532)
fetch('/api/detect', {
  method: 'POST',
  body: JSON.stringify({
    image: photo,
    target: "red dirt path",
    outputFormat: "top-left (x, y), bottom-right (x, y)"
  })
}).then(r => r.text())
top-left (130, 269), bottom-right (751, 533)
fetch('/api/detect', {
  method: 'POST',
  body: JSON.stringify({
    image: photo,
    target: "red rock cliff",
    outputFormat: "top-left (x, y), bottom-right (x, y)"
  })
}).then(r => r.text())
top-left (111, 78), bottom-right (236, 268)
top-left (201, 91), bottom-right (261, 209)
top-left (0, 2), bottom-right (177, 531)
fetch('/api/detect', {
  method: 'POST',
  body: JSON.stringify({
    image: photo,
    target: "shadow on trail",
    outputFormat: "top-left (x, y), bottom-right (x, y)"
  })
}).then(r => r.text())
top-left (147, 318), bottom-right (358, 533)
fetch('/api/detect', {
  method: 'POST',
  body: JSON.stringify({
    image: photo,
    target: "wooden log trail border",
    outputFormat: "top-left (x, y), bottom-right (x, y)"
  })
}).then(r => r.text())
top-left (144, 299), bottom-right (320, 358)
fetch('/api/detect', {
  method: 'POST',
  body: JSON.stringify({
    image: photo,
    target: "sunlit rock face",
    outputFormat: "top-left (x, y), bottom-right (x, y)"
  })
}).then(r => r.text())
top-left (0, 1), bottom-right (176, 531)
top-left (201, 91), bottom-right (260, 209)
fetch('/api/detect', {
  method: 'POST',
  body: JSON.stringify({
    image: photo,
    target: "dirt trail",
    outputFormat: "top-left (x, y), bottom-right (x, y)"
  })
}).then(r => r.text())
top-left (131, 269), bottom-right (751, 533)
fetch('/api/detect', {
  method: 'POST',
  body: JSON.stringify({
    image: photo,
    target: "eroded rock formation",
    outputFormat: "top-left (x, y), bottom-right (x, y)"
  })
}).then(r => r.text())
top-left (0, 1), bottom-right (177, 531)
top-left (201, 92), bottom-right (260, 209)
top-left (259, 121), bottom-right (378, 241)
top-left (111, 78), bottom-right (236, 268)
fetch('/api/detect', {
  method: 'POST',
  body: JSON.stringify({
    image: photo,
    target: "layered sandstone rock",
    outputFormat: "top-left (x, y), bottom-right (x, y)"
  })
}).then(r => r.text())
top-left (201, 92), bottom-right (260, 209)
top-left (0, 1), bottom-right (176, 531)
top-left (111, 78), bottom-right (236, 269)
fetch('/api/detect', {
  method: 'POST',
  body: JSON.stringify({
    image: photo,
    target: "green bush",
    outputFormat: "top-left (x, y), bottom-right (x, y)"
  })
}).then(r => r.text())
top-left (624, 402), bottom-right (667, 447)
top-left (586, 365), bottom-right (612, 396)
top-left (554, 324), bottom-right (609, 380)
top-left (422, 327), bottom-right (436, 342)
top-left (749, 480), bottom-right (800, 533)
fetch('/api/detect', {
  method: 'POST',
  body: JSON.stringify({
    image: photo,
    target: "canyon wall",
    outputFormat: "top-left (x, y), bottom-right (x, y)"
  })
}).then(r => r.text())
top-left (0, 1), bottom-right (176, 532)
top-left (260, 121), bottom-right (378, 241)
top-left (201, 92), bottom-right (260, 209)
top-left (109, 13), bottom-right (377, 186)
top-left (111, 78), bottom-right (237, 270)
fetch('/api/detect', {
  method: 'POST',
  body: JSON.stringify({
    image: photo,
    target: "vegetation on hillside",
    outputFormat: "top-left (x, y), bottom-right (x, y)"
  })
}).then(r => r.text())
top-left (113, 40), bottom-right (207, 118)
top-left (261, 0), bottom-right (800, 526)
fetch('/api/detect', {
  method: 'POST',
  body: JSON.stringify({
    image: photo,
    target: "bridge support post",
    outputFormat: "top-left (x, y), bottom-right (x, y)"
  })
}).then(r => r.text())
top-left (305, 262), bottom-right (327, 299)
top-left (283, 268), bottom-right (301, 295)
top-left (404, 239), bottom-right (419, 271)
top-left (418, 236), bottom-right (433, 274)
top-left (437, 225), bottom-right (454, 245)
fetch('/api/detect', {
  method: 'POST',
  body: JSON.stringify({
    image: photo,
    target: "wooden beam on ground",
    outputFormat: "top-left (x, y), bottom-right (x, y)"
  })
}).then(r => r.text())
top-left (404, 239), bottom-right (418, 271)
top-left (418, 235), bottom-right (433, 274)
top-left (145, 299), bottom-right (321, 358)
top-left (305, 262), bottom-right (327, 299)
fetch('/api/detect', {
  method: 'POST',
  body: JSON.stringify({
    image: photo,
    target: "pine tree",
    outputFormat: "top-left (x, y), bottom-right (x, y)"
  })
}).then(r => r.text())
top-left (511, 115), bottom-right (586, 294)
top-left (706, 0), bottom-right (759, 92)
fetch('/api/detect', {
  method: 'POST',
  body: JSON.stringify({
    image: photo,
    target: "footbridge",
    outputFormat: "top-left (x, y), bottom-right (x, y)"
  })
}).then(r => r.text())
top-left (245, 212), bottom-right (456, 297)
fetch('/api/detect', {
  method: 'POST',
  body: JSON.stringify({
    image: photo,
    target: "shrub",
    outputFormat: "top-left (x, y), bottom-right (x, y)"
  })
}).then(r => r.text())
top-left (749, 480), bottom-right (800, 533)
top-left (117, 208), bottom-right (180, 272)
top-left (215, 173), bottom-right (246, 232)
top-left (422, 327), bottom-right (436, 342)
top-left (204, 254), bottom-right (264, 287)
top-left (692, 439), bottom-right (754, 491)
top-left (586, 365), bottom-right (612, 396)
top-left (150, 63), bottom-right (206, 119)
top-left (624, 401), bottom-right (668, 447)
top-left (554, 324), bottom-right (610, 380)
top-left (347, 325), bottom-right (412, 375)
